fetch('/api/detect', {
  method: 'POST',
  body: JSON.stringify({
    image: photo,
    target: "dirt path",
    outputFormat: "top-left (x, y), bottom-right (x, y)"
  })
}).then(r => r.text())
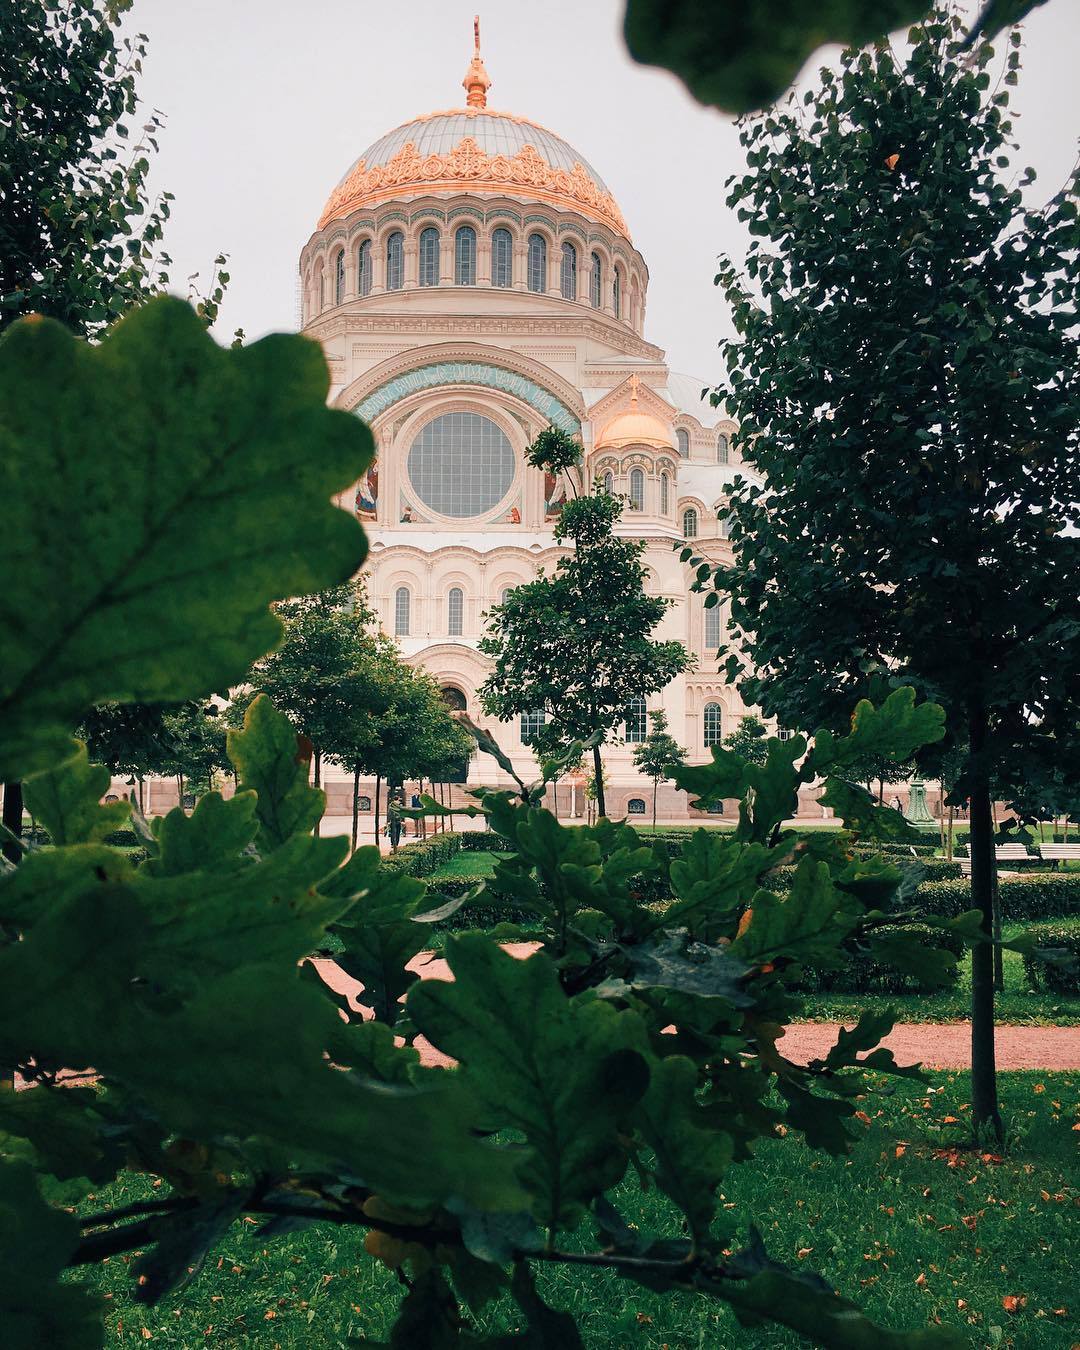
top-left (312, 947), bottom-right (1080, 1072)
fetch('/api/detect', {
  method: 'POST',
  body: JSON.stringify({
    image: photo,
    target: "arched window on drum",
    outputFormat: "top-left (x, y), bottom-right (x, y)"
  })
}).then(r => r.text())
top-left (419, 227), bottom-right (440, 287)
top-left (660, 472), bottom-right (670, 515)
top-left (602, 470), bottom-right (614, 497)
top-left (628, 468), bottom-right (644, 511)
top-left (676, 428), bottom-right (690, 459)
top-left (560, 242), bottom-right (577, 300)
top-left (386, 232), bottom-right (404, 291)
top-left (590, 252), bottom-right (602, 308)
top-left (717, 432), bottom-right (730, 464)
top-left (357, 239), bottom-right (373, 296)
top-left (334, 248), bottom-right (345, 305)
top-left (682, 507), bottom-right (698, 539)
top-left (527, 234), bottom-right (547, 293)
top-left (491, 228), bottom-right (513, 288)
top-left (455, 226), bottom-right (476, 286)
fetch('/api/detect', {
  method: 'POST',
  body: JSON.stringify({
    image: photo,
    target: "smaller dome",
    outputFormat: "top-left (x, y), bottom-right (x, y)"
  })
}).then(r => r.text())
top-left (596, 379), bottom-right (675, 450)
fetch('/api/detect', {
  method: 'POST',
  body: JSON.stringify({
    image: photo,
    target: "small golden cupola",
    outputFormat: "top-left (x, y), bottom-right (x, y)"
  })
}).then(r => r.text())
top-left (595, 375), bottom-right (676, 451)
top-left (462, 16), bottom-right (492, 109)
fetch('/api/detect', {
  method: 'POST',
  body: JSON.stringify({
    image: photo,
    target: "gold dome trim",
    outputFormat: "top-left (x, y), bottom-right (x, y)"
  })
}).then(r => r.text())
top-left (318, 135), bottom-right (629, 238)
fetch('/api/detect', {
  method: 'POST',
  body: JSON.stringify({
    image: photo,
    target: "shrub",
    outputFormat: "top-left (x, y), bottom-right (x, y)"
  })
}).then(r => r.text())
top-left (1021, 921), bottom-right (1080, 995)
top-left (789, 925), bottom-right (967, 995)
top-left (915, 873), bottom-right (1080, 923)
top-left (382, 831), bottom-right (462, 877)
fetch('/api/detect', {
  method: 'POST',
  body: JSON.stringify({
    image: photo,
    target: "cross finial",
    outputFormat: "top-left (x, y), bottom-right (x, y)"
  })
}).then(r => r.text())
top-left (463, 15), bottom-right (492, 109)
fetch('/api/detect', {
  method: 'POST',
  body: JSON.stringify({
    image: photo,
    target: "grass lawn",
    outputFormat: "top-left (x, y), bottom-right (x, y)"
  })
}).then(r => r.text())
top-left (68, 1072), bottom-right (1078, 1348)
top-left (427, 849), bottom-right (504, 879)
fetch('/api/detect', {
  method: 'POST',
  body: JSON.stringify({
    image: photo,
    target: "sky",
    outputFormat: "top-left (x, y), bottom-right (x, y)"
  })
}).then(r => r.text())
top-left (129, 0), bottom-right (1080, 383)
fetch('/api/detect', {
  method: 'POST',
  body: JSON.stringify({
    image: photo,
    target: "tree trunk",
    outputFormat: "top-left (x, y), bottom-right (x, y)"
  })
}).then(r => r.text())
top-left (351, 767), bottom-right (360, 851)
top-left (313, 748), bottom-right (322, 838)
top-left (992, 863), bottom-right (1004, 992)
top-left (373, 774), bottom-right (381, 846)
top-left (592, 743), bottom-right (606, 818)
top-left (968, 711), bottom-right (1002, 1142)
top-left (2, 782), bottom-right (22, 864)
top-left (653, 777), bottom-right (659, 829)
top-left (946, 804), bottom-right (955, 862)
top-left (176, 773), bottom-right (184, 809)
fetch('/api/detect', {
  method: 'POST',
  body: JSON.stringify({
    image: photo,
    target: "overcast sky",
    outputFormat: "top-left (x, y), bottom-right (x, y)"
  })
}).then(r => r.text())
top-left (130, 0), bottom-right (1080, 383)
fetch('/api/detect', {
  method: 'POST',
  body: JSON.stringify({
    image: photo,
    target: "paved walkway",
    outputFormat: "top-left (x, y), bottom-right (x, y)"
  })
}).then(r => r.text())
top-left (312, 947), bottom-right (1080, 1072)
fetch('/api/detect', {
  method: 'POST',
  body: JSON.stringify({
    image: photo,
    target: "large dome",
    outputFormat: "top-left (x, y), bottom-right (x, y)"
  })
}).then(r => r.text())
top-left (318, 27), bottom-right (628, 238)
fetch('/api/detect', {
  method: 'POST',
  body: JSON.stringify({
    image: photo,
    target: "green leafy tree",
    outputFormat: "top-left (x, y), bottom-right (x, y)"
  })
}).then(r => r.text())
top-left (481, 484), bottom-right (692, 817)
top-left (622, 0), bottom-right (1048, 113)
top-left (0, 0), bottom-right (177, 335)
top-left (684, 9), bottom-right (1080, 1137)
top-left (159, 701), bottom-right (229, 804)
top-left (721, 714), bottom-right (769, 769)
top-left (632, 708), bottom-right (688, 826)
top-left (0, 296), bottom-right (1033, 1348)
top-left (249, 584), bottom-right (374, 792)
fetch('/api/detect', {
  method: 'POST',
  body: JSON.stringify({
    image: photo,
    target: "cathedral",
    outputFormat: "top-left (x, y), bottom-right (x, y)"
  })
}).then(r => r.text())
top-left (299, 24), bottom-right (776, 824)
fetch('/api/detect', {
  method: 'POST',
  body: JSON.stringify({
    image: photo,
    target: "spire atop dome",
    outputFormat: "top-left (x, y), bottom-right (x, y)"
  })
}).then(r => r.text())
top-left (462, 16), bottom-right (492, 109)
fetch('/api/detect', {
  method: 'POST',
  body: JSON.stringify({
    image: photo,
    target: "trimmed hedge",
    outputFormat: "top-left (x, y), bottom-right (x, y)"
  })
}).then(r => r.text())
top-left (382, 832), bottom-right (463, 878)
top-left (1021, 920), bottom-right (1080, 995)
top-left (788, 926), bottom-right (967, 995)
top-left (915, 873), bottom-right (1080, 923)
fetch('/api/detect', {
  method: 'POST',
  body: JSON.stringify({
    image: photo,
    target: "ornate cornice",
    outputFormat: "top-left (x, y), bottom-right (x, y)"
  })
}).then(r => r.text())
top-left (307, 312), bottom-right (664, 361)
top-left (319, 137), bottom-right (629, 239)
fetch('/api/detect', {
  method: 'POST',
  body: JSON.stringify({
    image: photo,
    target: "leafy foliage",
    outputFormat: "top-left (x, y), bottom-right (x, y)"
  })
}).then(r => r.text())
top-left (622, 0), bottom-right (1049, 113)
top-left (0, 301), bottom-right (990, 1349)
top-left (480, 483), bottom-right (691, 816)
top-left (0, 299), bottom-right (372, 780)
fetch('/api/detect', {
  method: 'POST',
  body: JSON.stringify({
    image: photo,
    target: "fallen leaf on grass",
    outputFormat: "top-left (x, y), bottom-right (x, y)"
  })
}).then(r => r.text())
top-left (1002, 1294), bottom-right (1027, 1313)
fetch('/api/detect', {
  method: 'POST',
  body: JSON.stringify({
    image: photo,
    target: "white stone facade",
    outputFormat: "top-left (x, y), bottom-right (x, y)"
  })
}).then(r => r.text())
top-left (296, 70), bottom-right (773, 823)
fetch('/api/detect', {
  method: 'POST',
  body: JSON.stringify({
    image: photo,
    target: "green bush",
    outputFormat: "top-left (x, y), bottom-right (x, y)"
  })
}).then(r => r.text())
top-left (102, 827), bottom-right (139, 847)
top-left (915, 873), bottom-right (1080, 922)
top-left (789, 925), bottom-right (967, 995)
top-left (1021, 921), bottom-right (1080, 995)
top-left (382, 831), bottom-right (462, 877)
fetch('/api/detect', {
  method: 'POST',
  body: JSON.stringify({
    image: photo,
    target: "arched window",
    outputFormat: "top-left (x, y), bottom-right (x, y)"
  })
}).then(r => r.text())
top-left (718, 511), bottom-right (731, 541)
top-left (704, 600), bottom-right (722, 650)
top-left (357, 239), bottom-right (372, 296)
top-left (441, 686), bottom-right (467, 712)
top-left (358, 795), bottom-right (372, 811)
top-left (704, 702), bottom-right (723, 747)
top-left (590, 253), bottom-right (602, 308)
top-left (419, 227), bottom-right (440, 287)
top-left (660, 472), bottom-right (670, 514)
top-left (612, 267), bottom-right (621, 318)
top-left (602, 470), bottom-right (614, 496)
top-left (624, 695), bottom-right (647, 744)
top-left (628, 468), bottom-right (644, 511)
top-left (527, 233), bottom-right (547, 293)
top-left (499, 586), bottom-right (512, 605)
top-left (682, 507), bottom-right (698, 539)
top-left (393, 586), bottom-right (410, 636)
top-left (455, 226), bottom-right (476, 286)
top-left (676, 428), bottom-right (690, 459)
top-left (560, 241), bottom-right (577, 300)
top-left (334, 249), bottom-right (345, 305)
top-left (491, 227), bottom-right (513, 287)
top-left (627, 798), bottom-right (647, 815)
top-left (717, 432), bottom-right (730, 464)
top-left (520, 709), bottom-right (546, 745)
top-left (447, 587), bottom-right (464, 636)
top-left (386, 232), bottom-right (404, 291)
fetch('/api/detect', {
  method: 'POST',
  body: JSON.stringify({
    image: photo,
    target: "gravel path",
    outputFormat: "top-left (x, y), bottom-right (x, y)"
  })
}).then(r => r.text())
top-left (312, 947), bottom-right (1080, 1072)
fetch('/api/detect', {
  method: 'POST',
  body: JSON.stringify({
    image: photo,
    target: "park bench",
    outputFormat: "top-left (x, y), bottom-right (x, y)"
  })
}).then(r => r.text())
top-left (957, 842), bottom-right (1034, 876)
top-left (1038, 843), bottom-right (1080, 869)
